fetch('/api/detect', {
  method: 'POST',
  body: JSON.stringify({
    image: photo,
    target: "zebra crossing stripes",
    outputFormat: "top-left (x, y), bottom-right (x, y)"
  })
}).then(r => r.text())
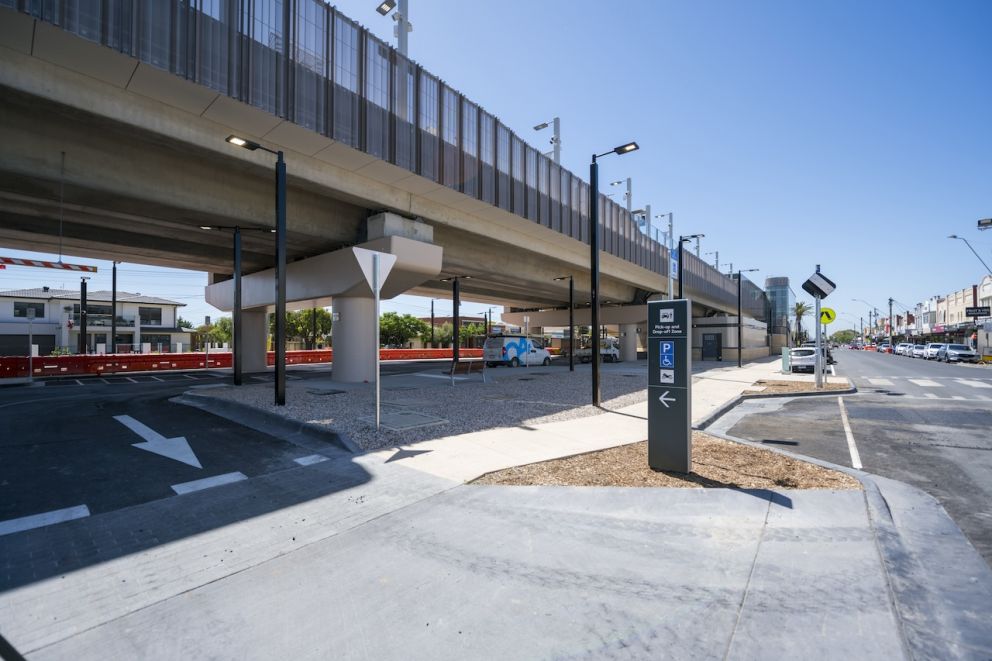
top-left (956, 379), bottom-right (992, 389)
top-left (867, 378), bottom-right (893, 386)
top-left (907, 379), bottom-right (941, 387)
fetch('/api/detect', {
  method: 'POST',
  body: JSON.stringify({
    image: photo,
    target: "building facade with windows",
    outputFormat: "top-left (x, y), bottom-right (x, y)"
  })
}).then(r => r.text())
top-left (0, 287), bottom-right (190, 356)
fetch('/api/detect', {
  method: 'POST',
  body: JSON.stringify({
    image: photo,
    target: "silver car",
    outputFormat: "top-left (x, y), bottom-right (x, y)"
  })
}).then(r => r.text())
top-left (911, 344), bottom-right (926, 358)
top-left (937, 344), bottom-right (980, 363)
top-left (924, 343), bottom-right (944, 360)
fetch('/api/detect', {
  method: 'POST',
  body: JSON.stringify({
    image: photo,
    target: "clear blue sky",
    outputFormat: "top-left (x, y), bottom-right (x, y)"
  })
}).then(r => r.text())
top-left (3, 0), bottom-right (990, 329)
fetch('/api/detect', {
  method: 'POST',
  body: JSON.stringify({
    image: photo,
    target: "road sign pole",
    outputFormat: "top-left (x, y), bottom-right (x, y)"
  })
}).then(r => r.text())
top-left (647, 299), bottom-right (692, 473)
top-left (815, 295), bottom-right (823, 389)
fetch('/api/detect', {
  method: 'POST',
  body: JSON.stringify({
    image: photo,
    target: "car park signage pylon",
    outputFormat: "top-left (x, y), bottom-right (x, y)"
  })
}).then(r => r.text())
top-left (647, 298), bottom-right (692, 473)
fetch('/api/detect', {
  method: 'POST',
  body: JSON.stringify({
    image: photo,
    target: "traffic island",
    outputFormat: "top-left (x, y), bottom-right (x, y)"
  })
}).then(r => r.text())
top-left (743, 379), bottom-right (854, 396)
top-left (471, 431), bottom-right (860, 490)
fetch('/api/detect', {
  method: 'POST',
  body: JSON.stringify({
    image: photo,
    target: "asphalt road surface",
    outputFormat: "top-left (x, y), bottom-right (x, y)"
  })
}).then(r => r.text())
top-left (712, 348), bottom-right (992, 567)
top-left (0, 371), bottom-right (351, 526)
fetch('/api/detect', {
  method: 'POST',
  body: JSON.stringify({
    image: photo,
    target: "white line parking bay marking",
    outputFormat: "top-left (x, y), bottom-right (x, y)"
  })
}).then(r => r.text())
top-left (837, 397), bottom-right (863, 470)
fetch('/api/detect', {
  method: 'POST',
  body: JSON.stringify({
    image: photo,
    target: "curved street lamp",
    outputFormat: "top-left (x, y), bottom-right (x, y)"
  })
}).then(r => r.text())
top-left (589, 141), bottom-right (639, 405)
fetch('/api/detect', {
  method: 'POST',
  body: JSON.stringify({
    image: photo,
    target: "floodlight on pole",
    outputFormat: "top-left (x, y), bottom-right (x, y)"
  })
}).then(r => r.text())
top-left (534, 117), bottom-right (561, 164)
top-left (376, 0), bottom-right (396, 15)
top-left (589, 140), bottom-right (640, 406)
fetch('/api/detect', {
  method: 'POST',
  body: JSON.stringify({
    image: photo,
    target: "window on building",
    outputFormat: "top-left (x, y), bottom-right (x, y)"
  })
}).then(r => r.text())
top-left (139, 307), bottom-right (163, 326)
top-left (14, 302), bottom-right (45, 318)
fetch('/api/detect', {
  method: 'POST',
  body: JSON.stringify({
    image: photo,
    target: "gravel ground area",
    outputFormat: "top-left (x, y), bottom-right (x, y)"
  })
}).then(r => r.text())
top-left (743, 379), bottom-right (852, 395)
top-left (472, 431), bottom-right (861, 490)
top-left (199, 366), bottom-right (648, 451)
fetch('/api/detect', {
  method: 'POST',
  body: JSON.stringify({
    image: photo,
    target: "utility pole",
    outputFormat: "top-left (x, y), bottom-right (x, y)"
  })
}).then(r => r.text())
top-left (888, 297), bottom-right (894, 350)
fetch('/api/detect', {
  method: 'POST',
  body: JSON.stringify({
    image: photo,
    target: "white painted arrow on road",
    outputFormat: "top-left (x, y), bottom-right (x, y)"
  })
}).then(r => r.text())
top-left (658, 391), bottom-right (677, 408)
top-left (114, 415), bottom-right (202, 468)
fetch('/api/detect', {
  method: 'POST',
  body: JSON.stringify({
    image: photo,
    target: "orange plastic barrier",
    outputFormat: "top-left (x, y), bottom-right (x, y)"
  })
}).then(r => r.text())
top-left (1, 348), bottom-right (485, 379)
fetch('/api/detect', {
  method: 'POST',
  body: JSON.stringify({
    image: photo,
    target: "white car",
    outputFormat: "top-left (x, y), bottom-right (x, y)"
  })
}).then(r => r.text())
top-left (895, 343), bottom-right (913, 356)
top-left (911, 344), bottom-right (926, 358)
top-left (790, 347), bottom-right (827, 373)
top-left (483, 334), bottom-right (552, 367)
top-left (924, 343), bottom-right (944, 360)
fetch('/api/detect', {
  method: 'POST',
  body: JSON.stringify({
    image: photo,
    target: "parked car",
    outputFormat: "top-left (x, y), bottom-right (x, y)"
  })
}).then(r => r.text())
top-left (483, 334), bottom-right (552, 367)
top-left (790, 347), bottom-right (827, 373)
top-left (895, 343), bottom-right (913, 356)
top-left (936, 344), bottom-right (980, 363)
top-left (801, 341), bottom-right (835, 364)
top-left (924, 343), bottom-right (945, 360)
top-left (911, 344), bottom-right (926, 358)
top-left (876, 342), bottom-right (891, 353)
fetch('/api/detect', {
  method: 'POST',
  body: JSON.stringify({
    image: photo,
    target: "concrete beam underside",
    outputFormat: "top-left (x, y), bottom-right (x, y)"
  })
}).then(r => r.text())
top-left (0, 19), bottom-right (727, 314)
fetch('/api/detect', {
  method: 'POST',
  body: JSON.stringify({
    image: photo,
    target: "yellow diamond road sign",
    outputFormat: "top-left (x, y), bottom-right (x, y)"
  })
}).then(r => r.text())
top-left (820, 308), bottom-right (836, 324)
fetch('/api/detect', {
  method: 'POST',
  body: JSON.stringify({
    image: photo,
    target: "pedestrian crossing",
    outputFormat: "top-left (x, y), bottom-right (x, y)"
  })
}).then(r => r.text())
top-left (857, 375), bottom-right (992, 402)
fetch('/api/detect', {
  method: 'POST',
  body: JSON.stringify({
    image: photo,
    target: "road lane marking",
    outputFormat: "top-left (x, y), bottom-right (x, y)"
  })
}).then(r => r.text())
top-left (867, 378), bottom-right (893, 386)
top-left (956, 379), bottom-right (992, 389)
top-left (294, 454), bottom-right (329, 466)
top-left (837, 397), bottom-right (863, 470)
top-left (171, 472), bottom-right (247, 495)
top-left (907, 379), bottom-right (942, 387)
top-left (952, 396), bottom-right (966, 400)
top-left (924, 393), bottom-right (939, 399)
top-left (0, 505), bottom-right (90, 537)
top-left (114, 415), bottom-right (203, 468)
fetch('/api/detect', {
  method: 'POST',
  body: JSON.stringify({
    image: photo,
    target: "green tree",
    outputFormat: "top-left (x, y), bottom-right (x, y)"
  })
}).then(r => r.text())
top-left (793, 302), bottom-right (810, 344)
top-left (379, 312), bottom-right (429, 347)
top-left (268, 309), bottom-right (333, 347)
top-left (212, 317), bottom-right (233, 344)
top-left (830, 329), bottom-right (857, 345)
top-left (177, 316), bottom-right (194, 330)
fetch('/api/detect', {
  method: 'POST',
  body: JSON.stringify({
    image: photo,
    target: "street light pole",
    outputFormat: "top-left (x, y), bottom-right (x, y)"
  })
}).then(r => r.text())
top-left (430, 299), bottom-right (435, 347)
top-left (589, 140), bottom-right (639, 406)
top-left (225, 135), bottom-right (287, 405)
top-left (79, 276), bottom-right (89, 354)
top-left (948, 235), bottom-right (992, 276)
top-left (677, 234), bottom-right (704, 299)
top-left (533, 117), bottom-right (562, 164)
top-left (233, 226), bottom-right (243, 385)
top-left (736, 268), bottom-right (759, 368)
top-left (111, 262), bottom-right (118, 354)
top-left (554, 275), bottom-right (575, 371)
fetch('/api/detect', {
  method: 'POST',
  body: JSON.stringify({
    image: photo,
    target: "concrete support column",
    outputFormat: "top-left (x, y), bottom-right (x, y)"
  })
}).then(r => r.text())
top-left (620, 324), bottom-right (639, 362)
top-left (240, 309), bottom-right (268, 373)
top-left (331, 296), bottom-right (377, 383)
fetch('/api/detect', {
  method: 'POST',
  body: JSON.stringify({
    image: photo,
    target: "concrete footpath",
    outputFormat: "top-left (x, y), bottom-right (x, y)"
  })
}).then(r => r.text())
top-left (1, 359), bottom-right (990, 659)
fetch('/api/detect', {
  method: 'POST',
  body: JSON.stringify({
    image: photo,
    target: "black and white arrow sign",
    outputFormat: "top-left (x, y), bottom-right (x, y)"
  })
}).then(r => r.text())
top-left (658, 391), bottom-right (677, 408)
top-left (114, 415), bottom-right (203, 468)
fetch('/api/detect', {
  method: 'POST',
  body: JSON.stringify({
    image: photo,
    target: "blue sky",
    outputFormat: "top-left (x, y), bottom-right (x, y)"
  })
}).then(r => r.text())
top-left (3, 0), bottom-right (990, 329)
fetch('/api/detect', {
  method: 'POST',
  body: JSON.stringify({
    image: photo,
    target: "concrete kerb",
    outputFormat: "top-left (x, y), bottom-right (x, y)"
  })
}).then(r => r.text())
top-left (695, 383), bottom-right (858, 431)
top-left (171, 390), bottom-right (362, 455)
top-left (703, 427), bottom-right (992, 660)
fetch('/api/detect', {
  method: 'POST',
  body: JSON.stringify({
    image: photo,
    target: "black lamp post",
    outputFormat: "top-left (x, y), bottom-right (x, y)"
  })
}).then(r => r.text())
top-left (736, 268), bottom-right (759, 368)
top-left (111, 261), bottom-right (118, 354)
top-left (677, 233), bottom-right (704, 300)
top-left (224, 134), bottom-right (286, 404)
top-left (554, 275), bottom-right (575, 371)
top-left (440, 276), bottom-right (470, 363)
top-left (201, 224), bottom-right (276, 387)
top-left (590, 141), bottom-right (639, 405)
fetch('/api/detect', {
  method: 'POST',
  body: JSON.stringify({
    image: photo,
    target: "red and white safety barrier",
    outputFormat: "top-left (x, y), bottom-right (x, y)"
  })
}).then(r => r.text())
top-left (0, 256), bottom-right (97, 272)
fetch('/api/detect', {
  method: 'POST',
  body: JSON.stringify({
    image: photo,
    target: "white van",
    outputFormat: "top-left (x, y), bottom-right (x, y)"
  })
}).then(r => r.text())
top-left (483, 335), bottom-right (552, 367)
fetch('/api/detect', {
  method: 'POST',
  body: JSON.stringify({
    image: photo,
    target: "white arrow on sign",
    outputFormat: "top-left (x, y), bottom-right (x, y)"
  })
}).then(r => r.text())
top-left (114, 415), bottom-right (202, 468)
top-left (658, 391), bottom-right (677, 408)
